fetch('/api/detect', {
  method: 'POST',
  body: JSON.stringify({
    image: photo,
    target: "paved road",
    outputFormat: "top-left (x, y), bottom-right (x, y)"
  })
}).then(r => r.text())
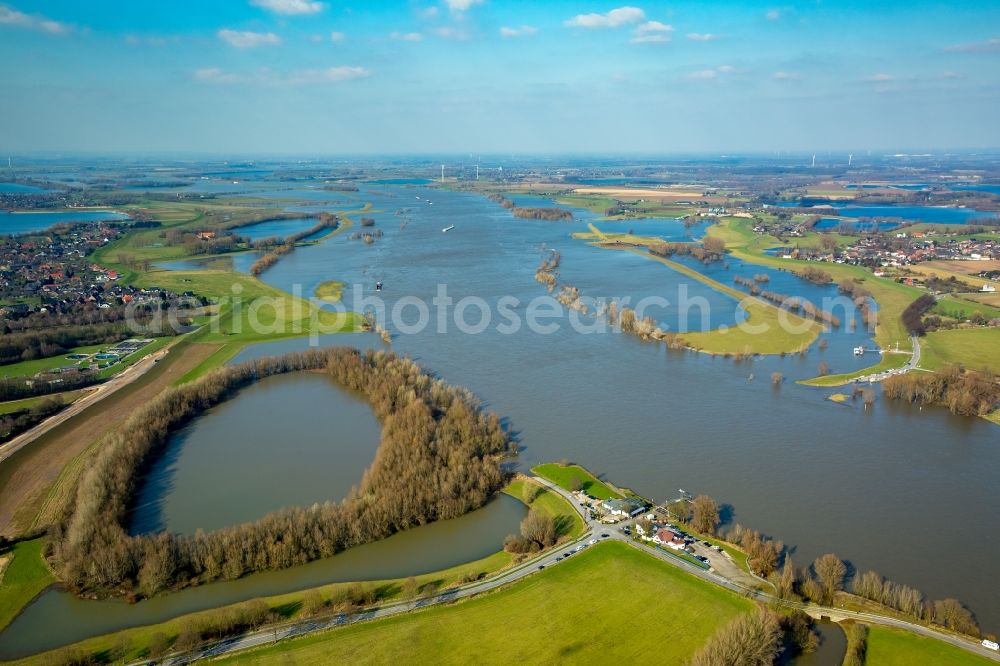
top-left (907, 333), bottom-right (921, 370)
top-left (144, 476), bottom-right (999, 665)
top-left (0, 346), bottom-right (172, 465)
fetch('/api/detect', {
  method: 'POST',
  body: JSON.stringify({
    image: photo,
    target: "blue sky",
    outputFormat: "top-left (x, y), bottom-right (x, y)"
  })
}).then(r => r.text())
top-left (1, 0), bottom-right (999, 154)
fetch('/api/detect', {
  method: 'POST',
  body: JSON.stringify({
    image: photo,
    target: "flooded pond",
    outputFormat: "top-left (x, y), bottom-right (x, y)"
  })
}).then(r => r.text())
top-left (787, 621), bottom-right (847, 666)
top-left (129, 372), bottom-right (382, 535)
top-left (235, 216), bottom-right (325, 242)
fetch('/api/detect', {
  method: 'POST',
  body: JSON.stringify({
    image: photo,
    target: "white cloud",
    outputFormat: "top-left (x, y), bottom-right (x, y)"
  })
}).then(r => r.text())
top-left (434, 25), bottom-right (470, 40)
top-left (864, 73), bottom-right (894, 82)
top-left (0, 4), bottom-right (70, 34)
top-left (687, 32), bottom-right (718, 41)
top-left (250, 0), bottom-right (325, 15)
top-left (688, 65), bottom-right (736, 80)
top-left (444, 0), bottom-right (482, 11)
top-left (688, 69), bottom-right (718, 79)
top-left (565, 6), bottom-right (645, 29)
top-left (218, 29), bottom-right (282, 48)
top-left (329, 31), bottom-right (345, 41)
top-left (287, 66), bottom-right (370, 84)
top-left (194, 65), bottom-right (369, 85)
top-left (418, 6), bottom-right (439, 18)
top-left (772, 70), bottom-right (801, 80)
top-left (631, 20), bottom-right (672, 43)
top-left (944, 37), bottom-right (1000, 53)
top-left (941, 71), bottom-right (962, 79)
top-left (390, 31), bottom-right (423, 41)
top-left (500, 25), bottom-right (537, 38)
top-left (765, 8), bottom-right (782, 21)
top-left (194, 67), bottom-right (243, 84)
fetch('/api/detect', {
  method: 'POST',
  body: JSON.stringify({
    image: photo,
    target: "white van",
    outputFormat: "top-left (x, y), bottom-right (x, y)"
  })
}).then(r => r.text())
top-left (982, 639), bottom-right (999, 651)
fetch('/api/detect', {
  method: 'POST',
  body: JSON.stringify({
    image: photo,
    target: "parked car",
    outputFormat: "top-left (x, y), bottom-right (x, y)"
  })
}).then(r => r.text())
top-left (588, 539), bottom-right (597, 545)
top-left (538, 565), bottom-right (545, 570)
top-left (600, 533), bottom-right (610, 538)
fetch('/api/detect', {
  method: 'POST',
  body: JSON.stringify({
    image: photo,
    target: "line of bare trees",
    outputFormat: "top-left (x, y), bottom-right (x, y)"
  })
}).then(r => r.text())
top-left (771, 549), bottom-right (982, 639)
top-left (535, 251), bottom-right (560, 292)
top-left (838, 279), bottom-right (878, 330)
top-left (882, 365), bottom-right (1000, 417)
top-left (732, 276), bottom-right (841, 327)
top-left (51, 348), bottom-right (512, 599)
top-left (249, 244), bottom-right (294, 276)
top-left (486, 193), bottom-right (572, 221)
top-left (249, 213), bottom-right (339, 250)
top-left (648, 238), bottom-right (725, 263)
top-left (800, 266), bottom-right (833, 284)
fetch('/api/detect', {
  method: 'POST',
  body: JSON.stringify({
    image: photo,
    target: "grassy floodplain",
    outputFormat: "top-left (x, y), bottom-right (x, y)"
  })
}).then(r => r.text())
top-left (86, 199), bottom-right (367, 381)
top-left (210, 542), bottom-right (754, 666)
top-left (920, 327), bottom-right (1000, 373)
top-left (865, 626), bottom-right (997, 666)
top-left (531, 463), bottom-right (623, 500)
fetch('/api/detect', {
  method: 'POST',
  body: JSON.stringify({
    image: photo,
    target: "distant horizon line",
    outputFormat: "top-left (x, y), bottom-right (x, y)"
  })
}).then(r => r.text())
top-left (4, 148), bottom-right (1000, 162)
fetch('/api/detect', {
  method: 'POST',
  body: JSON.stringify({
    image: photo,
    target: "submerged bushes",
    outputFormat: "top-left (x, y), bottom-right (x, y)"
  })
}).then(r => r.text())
top-left (52, 348), bottom-right (512, 598)
top-left (882, 365), bottom-right (1000, 417)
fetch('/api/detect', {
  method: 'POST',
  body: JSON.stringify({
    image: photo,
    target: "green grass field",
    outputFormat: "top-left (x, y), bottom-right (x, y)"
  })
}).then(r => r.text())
top-left (0, 390), bottom-right (86, 416)
top-left (0, 344), bottom-right (107, 380)
top-left (0, 539), bottom-right (54, 633)
top-left (503, 478), bottom-right (585, 539)
top-left (212, 541), bottom-right (754, 666)
top-left (865, 626), bottom-right (996, 666)
top-left (531, 463), bottom-right (622, 500)
top-left (933, 297), bottom-right (1000, 321)
top-left (920, 327), bottom-right (1000, 373)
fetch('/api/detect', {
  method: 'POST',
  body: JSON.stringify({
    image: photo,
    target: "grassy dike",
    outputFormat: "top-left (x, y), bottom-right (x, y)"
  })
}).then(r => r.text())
top-left (212, 542), bottom-right (754, 666)
top-left (2, 477), bottom-right (581, 665)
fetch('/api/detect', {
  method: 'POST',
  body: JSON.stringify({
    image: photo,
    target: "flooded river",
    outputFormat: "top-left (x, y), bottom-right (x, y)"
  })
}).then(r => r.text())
top-left (2, 182), bottom-right (998, 656)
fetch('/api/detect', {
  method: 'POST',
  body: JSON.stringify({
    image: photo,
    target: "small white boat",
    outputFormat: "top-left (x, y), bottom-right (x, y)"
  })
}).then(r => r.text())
top-left (854, 346), bottom-right (865, 355)
top-left (442, 225), bottom-right (455, 233)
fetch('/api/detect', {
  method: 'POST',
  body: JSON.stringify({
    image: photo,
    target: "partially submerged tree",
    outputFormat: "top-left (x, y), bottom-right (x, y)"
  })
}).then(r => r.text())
top-left (691, 495), bottom-right (720, 535)
top-left (813, 553), bottom-right (847, 605)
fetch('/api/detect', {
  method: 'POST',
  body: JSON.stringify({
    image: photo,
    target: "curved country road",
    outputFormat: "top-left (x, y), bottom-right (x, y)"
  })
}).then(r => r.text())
top-left (145, 475), bottom-right (999, 665)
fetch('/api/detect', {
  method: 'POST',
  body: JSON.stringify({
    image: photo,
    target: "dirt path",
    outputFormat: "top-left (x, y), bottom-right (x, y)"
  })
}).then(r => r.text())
top-left (0, 341), bottom-right (221, 537)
